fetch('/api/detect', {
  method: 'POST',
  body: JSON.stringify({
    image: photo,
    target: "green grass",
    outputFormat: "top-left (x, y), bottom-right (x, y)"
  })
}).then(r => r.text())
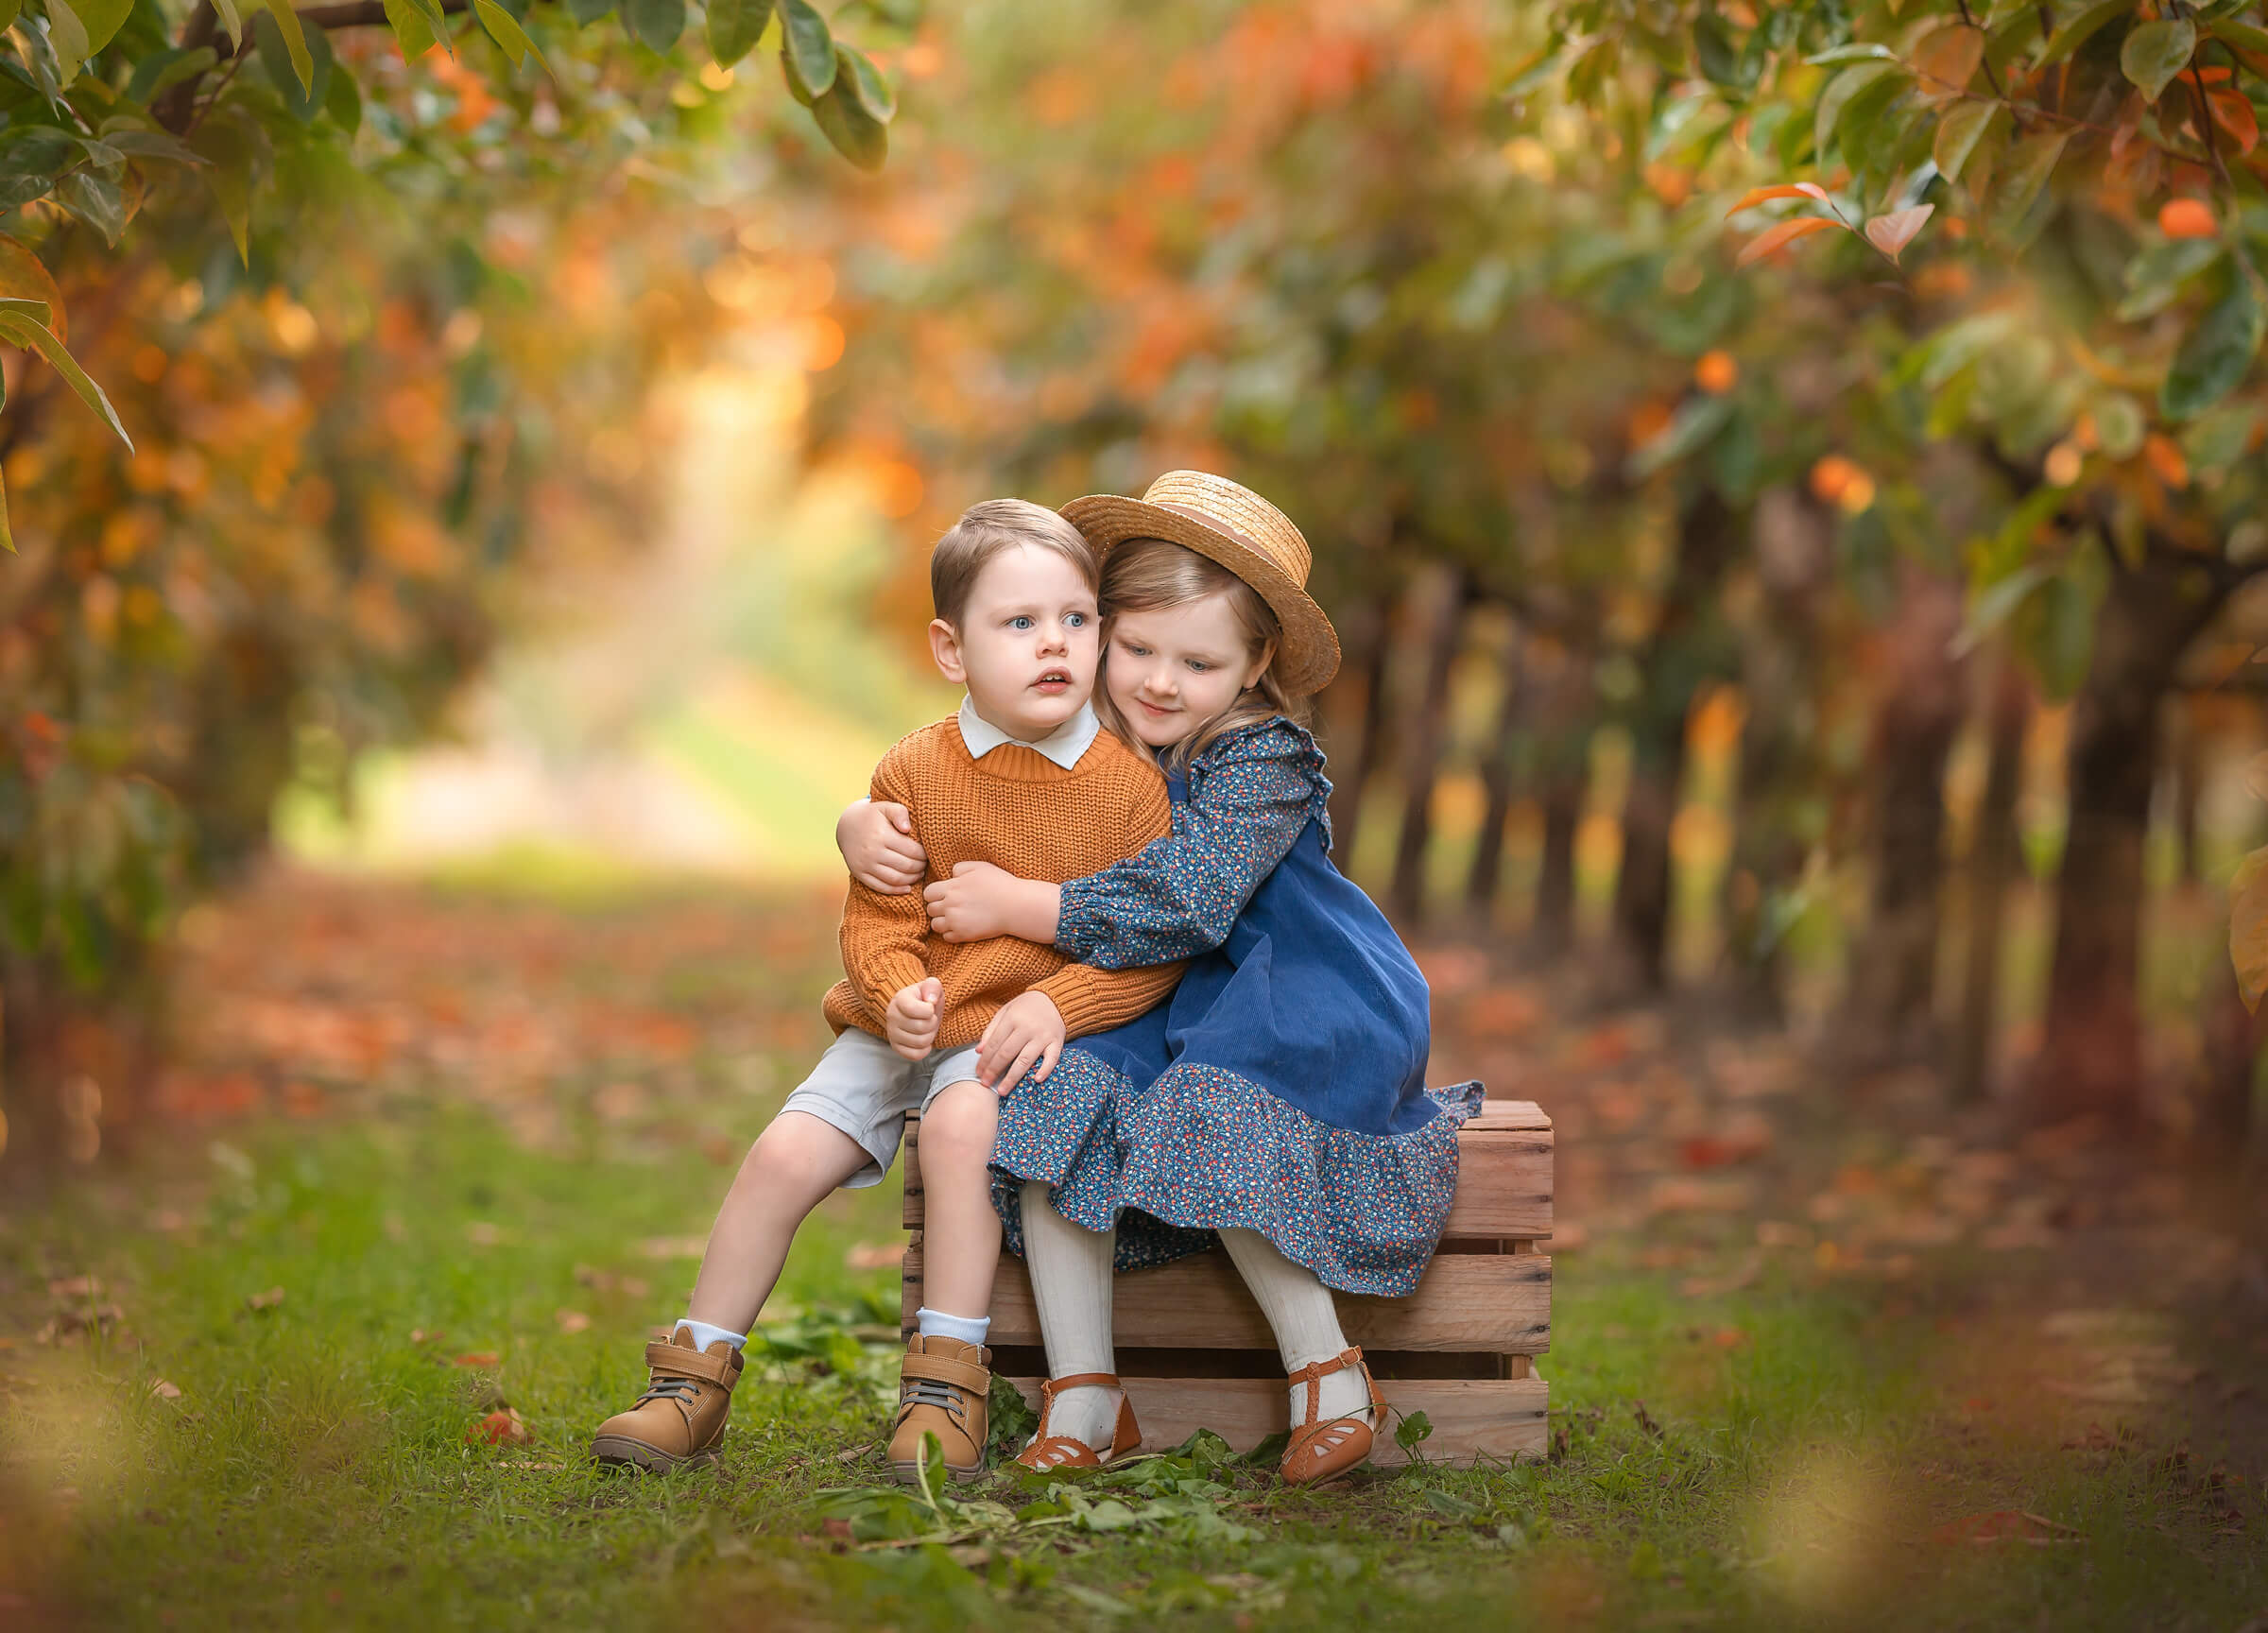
top-left (5, 1102), bottom-right (2259, 1631)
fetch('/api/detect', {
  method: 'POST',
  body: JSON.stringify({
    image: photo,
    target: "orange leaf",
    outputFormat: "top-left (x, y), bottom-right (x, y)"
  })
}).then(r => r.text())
top-left (1735, 215), bottom-right (1843, 268)
top-left (2144, 433), bottom-right (2189, 489)
top-left (1724, 181), bottom-right (1831, 217)
top-left (467, 1408), bottom-right (530, 1446)
top-left (452, 1350), bottom-right (501, 1367)
top-left (1863, 203), bottom-right (1935, 262)
top-left (2208, 89), bottom-right (2259, 155)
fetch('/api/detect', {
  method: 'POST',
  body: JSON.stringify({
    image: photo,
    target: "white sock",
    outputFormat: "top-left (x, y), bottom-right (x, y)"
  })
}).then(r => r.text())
top-left (916, 1306), bottom-right (990, 1347)
top-left (1021, 1182), bottom-right (1120, 1449)
top-left (1219, 1228), bottom-right (1371, 1429)
top-left (676, 1317), bottom-right (747, 1353)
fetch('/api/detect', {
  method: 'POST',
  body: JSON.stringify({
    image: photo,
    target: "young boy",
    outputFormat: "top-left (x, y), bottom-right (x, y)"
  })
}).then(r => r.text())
top-left (591, 499), bottom-right (1182, 1482)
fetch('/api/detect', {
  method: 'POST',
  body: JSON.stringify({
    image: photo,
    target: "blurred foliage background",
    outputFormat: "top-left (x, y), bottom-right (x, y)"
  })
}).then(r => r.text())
top-left (6, 0), bottom-right (2268, 1181)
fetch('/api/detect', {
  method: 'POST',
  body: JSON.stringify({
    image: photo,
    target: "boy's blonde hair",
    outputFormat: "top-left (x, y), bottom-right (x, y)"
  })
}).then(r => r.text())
top-left (1092, 537), bottom-right (1309, 771)
top-left (931, 499), bottom-right (1099, 628)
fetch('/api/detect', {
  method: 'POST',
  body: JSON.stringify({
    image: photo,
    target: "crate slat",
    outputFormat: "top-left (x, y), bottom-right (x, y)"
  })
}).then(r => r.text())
top-left (903, 1235), bottom-right (1550, 1354)
top-left (999, 1375), bottom-right (1548, 1467)
top-left (903, 1100), bottom-right (1553, 1240)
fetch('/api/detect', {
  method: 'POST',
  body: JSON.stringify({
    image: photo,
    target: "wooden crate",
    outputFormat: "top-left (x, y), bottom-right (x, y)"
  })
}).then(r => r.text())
top-left (900, 1098), bottom-right (1552, 1466)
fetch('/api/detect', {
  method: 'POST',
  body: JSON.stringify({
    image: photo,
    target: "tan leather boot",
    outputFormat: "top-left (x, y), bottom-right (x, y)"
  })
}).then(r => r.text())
top-left (886, 1335), bottom-right (990, 1484)
top-left (591, 1325), bottom-right (745, 1473)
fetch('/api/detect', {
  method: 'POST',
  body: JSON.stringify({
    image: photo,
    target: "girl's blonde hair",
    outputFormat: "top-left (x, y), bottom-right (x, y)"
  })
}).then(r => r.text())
top-left (1091, 537), bottom-right (1310, 772)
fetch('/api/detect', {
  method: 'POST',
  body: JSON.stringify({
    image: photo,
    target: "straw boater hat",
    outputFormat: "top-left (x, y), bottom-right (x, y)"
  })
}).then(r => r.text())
top-left (1059, 471), bottom-right (1342, 696)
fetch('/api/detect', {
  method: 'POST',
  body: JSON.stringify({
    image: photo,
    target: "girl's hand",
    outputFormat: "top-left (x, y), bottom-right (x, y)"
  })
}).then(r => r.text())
top-left (976, 991), bottom-right (1065, 1093)
top-left (924, 862), bottom-right (1063, 944)
top-left (885, 977), bottom-right (943, 1059)
top-left (838, 799), bottom-right (927, 894)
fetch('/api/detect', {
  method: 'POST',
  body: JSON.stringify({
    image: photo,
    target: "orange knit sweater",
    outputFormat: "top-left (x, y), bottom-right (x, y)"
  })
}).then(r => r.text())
top-left (823, 716), bottom-right (1183, 1050)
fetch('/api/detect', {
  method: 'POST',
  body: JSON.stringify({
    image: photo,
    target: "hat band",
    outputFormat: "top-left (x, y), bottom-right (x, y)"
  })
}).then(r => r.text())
top-left (1152, 502), bottom-right (1308, 586)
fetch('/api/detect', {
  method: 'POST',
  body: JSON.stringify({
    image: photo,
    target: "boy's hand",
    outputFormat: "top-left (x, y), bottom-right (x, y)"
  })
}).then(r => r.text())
top-left (925, 862), bottom-right (1061, 944)
top-left (839, 799), bottom-right (927, 895)
top-left (885, 977), bottom-right (943, 1059)
top-left (976, 991), bottom-right (1066, 1094)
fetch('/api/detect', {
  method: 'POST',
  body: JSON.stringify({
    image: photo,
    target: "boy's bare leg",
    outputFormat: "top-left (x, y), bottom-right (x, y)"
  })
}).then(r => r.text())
top-left (913, 1080), bottom-right (1005, 1319)
top-left (685, 1109), bottom-right (873, 1333)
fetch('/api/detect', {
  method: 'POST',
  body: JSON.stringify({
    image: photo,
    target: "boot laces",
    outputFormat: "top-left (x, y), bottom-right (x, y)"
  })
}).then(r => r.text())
top-left (897, 1376), bottom-right (967, 1426)
top-left (637, 1377), bottom-right (703, 1407)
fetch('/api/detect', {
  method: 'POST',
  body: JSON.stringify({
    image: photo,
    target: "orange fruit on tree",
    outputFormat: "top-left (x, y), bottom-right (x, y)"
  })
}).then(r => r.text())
top-left (2158, 198), bottom-right (2217, 239)
top-left (1694, 350), bottom-right (1739, 394)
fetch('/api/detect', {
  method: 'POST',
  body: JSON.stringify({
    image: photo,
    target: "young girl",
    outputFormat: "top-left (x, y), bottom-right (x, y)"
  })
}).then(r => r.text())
top-left (841, 471), bottom-right (1482, 1485)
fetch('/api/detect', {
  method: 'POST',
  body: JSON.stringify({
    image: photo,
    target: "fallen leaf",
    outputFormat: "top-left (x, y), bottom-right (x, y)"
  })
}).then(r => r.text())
top-left (453, 1351), bottom-right (502, 1368)
top-left (555, 1310), bottom-right (592, 1334)
top-left (247, 1287), bottom-right (285, 1312)
top-left (845, 1241), bottom-right (906, 1270)
top-left (641, 1235), bottom-right (708, 1260)
top-left (149, 1380), bottom-right (182, 1400)
top-left (464, 1222), bottom-right (504, 1246)
top-left (467, 1408), bottom-right (529, 1446)
top-left (48, 1276), bottom-right (101, 1299)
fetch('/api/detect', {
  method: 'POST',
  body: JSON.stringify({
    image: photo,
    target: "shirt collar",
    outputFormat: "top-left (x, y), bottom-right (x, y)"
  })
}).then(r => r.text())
top-left (956, 696), bottom-right (1099, 771)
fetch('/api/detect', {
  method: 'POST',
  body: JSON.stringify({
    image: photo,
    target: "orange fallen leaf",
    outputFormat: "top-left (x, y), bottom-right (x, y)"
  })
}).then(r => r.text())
top-left (556, 1310), bottom-right (592, 1333)
top-left (247, 1286), bottom-right (285, 1312)
top-left (467, 1408), bottom-right (529, 1446)
top-left (453, 1351), bottom-right (501, 1368)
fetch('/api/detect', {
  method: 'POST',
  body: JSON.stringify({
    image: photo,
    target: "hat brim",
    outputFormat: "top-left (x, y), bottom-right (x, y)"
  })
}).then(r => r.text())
top-left (1058, 494), bottom-right (1342, 696)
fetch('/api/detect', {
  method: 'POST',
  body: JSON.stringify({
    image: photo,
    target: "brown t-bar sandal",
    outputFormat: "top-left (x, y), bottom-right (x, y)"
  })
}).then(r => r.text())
top-left (1280, 1347), bottom-right (1384, 1486)
top-left (1014, 1372), bottom-right (1142, 1471)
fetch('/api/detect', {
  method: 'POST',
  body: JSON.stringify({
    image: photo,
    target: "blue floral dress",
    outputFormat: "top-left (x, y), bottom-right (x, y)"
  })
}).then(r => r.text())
top-left (989, 717), bottom-right (1483, 1298)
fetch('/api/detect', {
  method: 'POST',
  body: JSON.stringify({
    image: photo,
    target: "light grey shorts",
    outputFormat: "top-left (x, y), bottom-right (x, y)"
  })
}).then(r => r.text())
top-left (778, 1027), bottom-right (986, 1189)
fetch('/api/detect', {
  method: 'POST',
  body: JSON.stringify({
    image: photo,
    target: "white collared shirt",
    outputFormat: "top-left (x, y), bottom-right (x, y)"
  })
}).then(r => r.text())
top-left (955, 696), bottom-right (1099, 770)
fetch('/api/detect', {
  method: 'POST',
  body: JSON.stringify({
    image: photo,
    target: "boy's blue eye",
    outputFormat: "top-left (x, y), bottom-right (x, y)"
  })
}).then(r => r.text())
top-left (1009, 616), bottom-right (1034, 629)
top-left (1067, 611), bottom-right (1089, 627)
top-left (1188, 662), bottom-right (1211, 673)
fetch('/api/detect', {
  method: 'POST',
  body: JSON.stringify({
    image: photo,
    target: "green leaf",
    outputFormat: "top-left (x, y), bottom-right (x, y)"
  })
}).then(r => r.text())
top-left (52, 170), bottom-right (123, 243)
top-left (1989, 129), bottom-right (2070, 241)
top-left (472, 0), bottom-right (547, 73)
top-left (100, 128), bottom-right (206, 166)
top-left (2182, 400), bottom-right (2259, 471)
top-left (255, 9), bottom-right (331, 119)
top-left (811, 76), bottom-right (885, 169)
top-left (0, 129), bottom-right (74, 210)
top-left (563, 0), bottom-right (611, 24)
top-left (1394, 1410), bottom-right (1435, 1454)
top-left (188, 110), bottom-right (262, 266)
top-left (621, 0), bottom-right (683, 54)
top-left (2115, 236), bottom-right (2225, 322)
top-left (2162, 269), bottom-right (2264, 421)
top-left (704, 0), bottom-right (768, 67)
top-left (1627, 392), bottom-right (1734, 477)
top-left (0, 307), bottom-right (131, 450)
top-left (43, 0), bottom-right (93, 82)
top-left (836, 43), bottom-right (892, 122)
top-left (0, 0), bottom-right (18, 30)
top-left (1932, 97), bottom-right (2003, 183)
top-left (210, 0), bottom-right (243, 49)
top-left (259, 0), bottom-right (316, 94)
top-left (124, 45), bottom-right (216, 104)
top-left (1813, 60), bottom-right (1900, 162)
top-left (780, 0), bottom-right (834, 96)
top-left (1803, 43), bottom-right (1896, 66)
top-left (2038, 0), bottom-right (2130, 65)
top-left (383, 0), bottom-right (452, 58)
top-left (323, 60), bottom-right (360, 133)
top-left (0, 466), bottom-right (13, 555)
top-left (2120, 17), bottom-right (2196, 102)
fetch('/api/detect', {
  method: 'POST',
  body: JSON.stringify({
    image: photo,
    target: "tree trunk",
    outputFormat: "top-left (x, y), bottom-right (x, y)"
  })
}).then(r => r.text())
top-left (2035, 547), bottom-right (2242, 1128)
top-left (1841, 573), bottom-right (1967, 1061)
top-left (1386, 562), bottom-right (1469, 924)
top-left (1326, 592), bottom-right (1395, 862)
top-left (2168, 693), bottom-right (2204, 888)
top-left (1951, 654), bottom-right (2030, 1104)
top-left (1611, 490), bottom-right (1741, 993)
top-left (1465, 616), bottom-right (1525, 922)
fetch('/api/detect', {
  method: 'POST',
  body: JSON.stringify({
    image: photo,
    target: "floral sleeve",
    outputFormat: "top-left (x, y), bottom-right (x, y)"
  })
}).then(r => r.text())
top-left (1056, 721), bottom-right (1327, 970)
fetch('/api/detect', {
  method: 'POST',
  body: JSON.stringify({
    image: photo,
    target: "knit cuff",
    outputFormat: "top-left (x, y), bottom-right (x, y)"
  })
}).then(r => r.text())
top-left (853, 952), bottom-right (931, 1014)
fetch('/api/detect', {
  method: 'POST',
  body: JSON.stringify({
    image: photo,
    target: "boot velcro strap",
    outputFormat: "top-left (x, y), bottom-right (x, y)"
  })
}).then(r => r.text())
top-left (646, 1342), bottom-right (739, 1386)
top-left (901, 1351), bottom-right (989, 1395)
